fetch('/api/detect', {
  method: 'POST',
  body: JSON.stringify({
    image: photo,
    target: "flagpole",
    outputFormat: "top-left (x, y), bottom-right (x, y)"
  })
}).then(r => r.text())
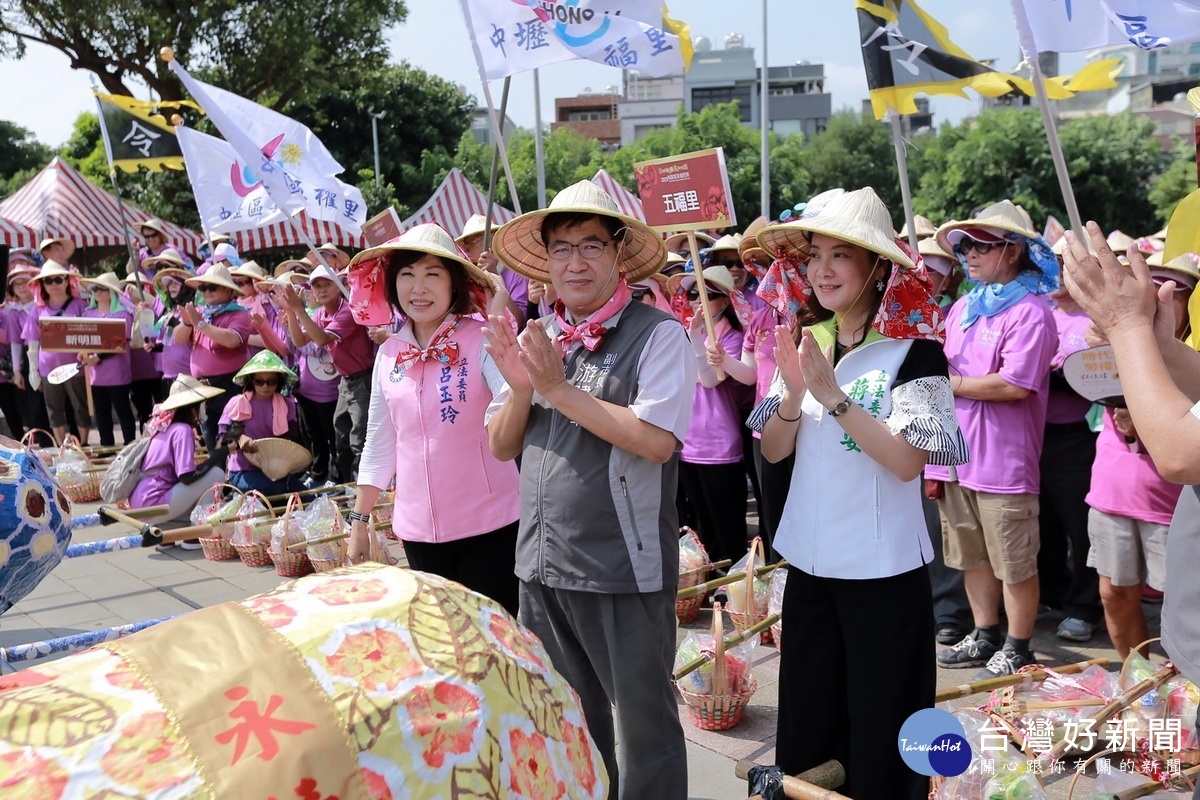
top-left (92, 87), bottom-right (147, 302)
top-left (533, 69), bottom-right (547, 209)
top-left (1009, 0), bottom-right (1085, 241)
top-left (484, 77), bottom-right (513, 251)
top-left (760, 0), bottom-right (770, 220)
top-left (887, 111), bottom-right (920, 253)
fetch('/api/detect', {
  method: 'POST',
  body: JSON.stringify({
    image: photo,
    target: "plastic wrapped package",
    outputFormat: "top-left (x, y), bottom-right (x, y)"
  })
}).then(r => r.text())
top-left (299, 496), bottom-right (346, 562)
top-left (726, 539), bottom-right (769, 616)
top-left (934, 710), bottom-right (1027, 800)
top-left (673, 628), bottom-right (757, 697)
top-left (768, 568), bottom-right (786, 649)
top-left (230, 492), bottom-right (272, 547)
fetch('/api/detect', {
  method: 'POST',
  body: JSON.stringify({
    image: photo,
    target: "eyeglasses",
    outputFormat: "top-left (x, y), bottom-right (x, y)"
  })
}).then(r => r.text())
top-left (631, 289), bottom-right (648, 302)
top-left (547, 240), bottom-right (612, 262)
top-left (686, 288), bottom-right (726, 302)
top-left (253, 378), bottom-right (278, 387)
top-left (954, 240), bottom-right (1004, 256)
top-left (42, 276), bottom-right (66, 286)
top-left (232, 279), bottom-right (252, 287)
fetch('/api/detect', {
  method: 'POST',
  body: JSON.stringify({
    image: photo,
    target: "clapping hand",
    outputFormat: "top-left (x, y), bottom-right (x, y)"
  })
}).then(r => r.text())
top-left (515, 320), bottom-right (568, 400)
top-left (798, 329), bottom-right (842, 408)
top-left (483, 314), bottom-right (532, 394)
top-left (771, 325), bottom-right (806, 397)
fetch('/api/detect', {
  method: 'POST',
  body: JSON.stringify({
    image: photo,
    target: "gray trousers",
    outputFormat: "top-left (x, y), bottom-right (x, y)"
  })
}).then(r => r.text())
top-left (333, 370), bottom-right (370, 483)
top-left (519, 580), bottom-right (687, 800)
top-left (139, 466), bottom-right (227, 527)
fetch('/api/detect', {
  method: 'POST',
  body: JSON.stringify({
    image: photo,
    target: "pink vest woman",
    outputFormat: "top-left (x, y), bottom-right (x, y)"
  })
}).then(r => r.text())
top-left (350, 223), bottom-right (519, 614)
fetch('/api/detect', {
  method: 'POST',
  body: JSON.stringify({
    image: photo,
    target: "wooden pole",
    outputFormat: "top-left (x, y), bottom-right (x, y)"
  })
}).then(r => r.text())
top-left (672, 613), bottom-right (779, 679)
top-left (677, 561), bottom-right (785, 600)
top-left (736, 759), bottom-right (848, 798)
top-left (685, 230), bottom-right (725, 380)
top-left (935, 657), bottom-right (1110, 702)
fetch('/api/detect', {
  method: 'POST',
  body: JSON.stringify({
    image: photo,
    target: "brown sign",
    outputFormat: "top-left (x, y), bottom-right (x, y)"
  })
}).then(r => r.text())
top-left (362, 207), bottom-right (403, 248)
top-left (40, 316), bottom-right (128, 354)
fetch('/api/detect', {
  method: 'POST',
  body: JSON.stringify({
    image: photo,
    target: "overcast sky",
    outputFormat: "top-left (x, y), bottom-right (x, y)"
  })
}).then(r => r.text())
top-left (0, 1), bottom-right (1079, 148)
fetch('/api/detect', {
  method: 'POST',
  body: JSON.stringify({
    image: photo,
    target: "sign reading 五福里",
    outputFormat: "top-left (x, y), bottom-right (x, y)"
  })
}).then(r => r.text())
top-left (633, 148), bottom-right (736, 233)
top-left (39, 317), bottom-right (129, 354)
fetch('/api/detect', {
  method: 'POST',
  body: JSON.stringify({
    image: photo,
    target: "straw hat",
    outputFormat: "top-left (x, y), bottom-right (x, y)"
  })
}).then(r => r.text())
top-left (185, 263), bottom-right (245, 296)
top-left (739, 216), bottom-right (772, 261)
top-left (138, 220), bottom-right (169, 239)
top-left (7, 248), bottom-right (36, 267)
top-left (244, 438), bottom-right (313, 481)
top-left (121, 271), bottom-right (154, 287)
top-left (456, 214), bottom-right (492, 243)
top-left (206, 231), bottom-right (233, 244)
top-left (708, 234), bottom-right (742, 255)
top-left (80, 272), bottom-right (125, 295)
top-left (349, 223), bottom-right (494, 294)
top-left (7, 263), bottom-right (37, 284)
top-left (30, 260), bottom-right (76, 284)
top-left (665, 231), bottom-right (715, 253)
top-left (260, 270), bottom-right (308, 289)
top-left (1146, 251), bottom-right (1200, 288)
top-left (899, 214), bottom-right (937, 241)
top-left (311, 242), bottom-right (351, 271)
top-left (230, 261), bottom-right (269, 281)
top-left (759, 188), bottom-right (915, 269)
top-left (666, 265), bottom-right (737, 298)
top-left (142, 249), bottom-right (188, 271)
top-left (158, 374), bottom-right (226, 412)
top-left (1051, 236), bottom-right (1069, 257)
top-left (917, 238), bottom-right (957, 276)
top-left (493, 180), bottom-right (668, 283)
top-left (234, 349), bottom-right (298, 388)
top-left (38, 237), bottom-right (75, 261)
top-left (274, 258), bottom-right (313, 278)
top-left (935, 201), bottom-right (1040, 255)
top-left (1107, 230), bottom-right (1136, 253)
top-left (152, 268), bottom-right (192, 291)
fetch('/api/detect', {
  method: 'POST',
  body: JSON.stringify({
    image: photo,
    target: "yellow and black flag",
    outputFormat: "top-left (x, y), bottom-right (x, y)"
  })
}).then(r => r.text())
top-left (856, 0), bottom-right (1121, 120)
top-left (94, 92), bottom-right (199, 172)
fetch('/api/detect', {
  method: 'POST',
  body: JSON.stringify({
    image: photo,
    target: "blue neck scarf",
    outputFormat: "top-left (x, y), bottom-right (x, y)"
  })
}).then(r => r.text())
top-left (961, 271), bottom-right (1042, 330)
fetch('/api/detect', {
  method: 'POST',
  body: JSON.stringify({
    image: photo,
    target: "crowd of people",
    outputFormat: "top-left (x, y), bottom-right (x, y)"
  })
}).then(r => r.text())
top-left (2, 182), bottom-right (1198, 800)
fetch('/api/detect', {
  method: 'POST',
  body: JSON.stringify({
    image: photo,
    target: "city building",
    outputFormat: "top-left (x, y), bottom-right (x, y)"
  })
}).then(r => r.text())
top-left (470, 108), bottom-right (517, 146)
top-left (552, 90), bottom-right (621, 151)
top-left (682, 33), bottom-right (832, 138)
top-left (618, 73), bottom-right (686, 145)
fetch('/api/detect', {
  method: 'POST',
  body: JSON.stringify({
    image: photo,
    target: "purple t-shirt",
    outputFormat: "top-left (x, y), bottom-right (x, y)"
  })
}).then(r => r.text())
top-left (1046, 307), bottom-right (1093, 425)
top-left (681, 325), bottom-right (746, 465)
top-left (925, 293), bottom-right (1057, 494)
top-left (158, 309), bottom-right (193, 380)
top-left (501, 268), bottom-right (529, 309)
top-left (1086, 409), bottom-right (1184, 525)
top-left (296, 341), bottom-right (341, 403)
top-left (218, 394), bottom-right (299, 473)
top-left (189, 307), bottom-right (253, 377)
top-left (82, 308), bottom-right (133, 387)
top-left (130, 421), bottom-right (198, 508)
top-left (22, 299), bottom-right (88, 377)
top-left (0, 308), bottom-right (18, 385)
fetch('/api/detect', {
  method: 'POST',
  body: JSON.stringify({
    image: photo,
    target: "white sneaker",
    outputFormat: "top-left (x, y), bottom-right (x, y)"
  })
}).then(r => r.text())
top-left (178, 539), bottom-right (203, 551)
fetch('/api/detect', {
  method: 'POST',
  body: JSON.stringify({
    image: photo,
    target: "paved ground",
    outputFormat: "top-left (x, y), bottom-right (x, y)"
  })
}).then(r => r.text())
top-left (0, 492), bottom-right (1186, 798)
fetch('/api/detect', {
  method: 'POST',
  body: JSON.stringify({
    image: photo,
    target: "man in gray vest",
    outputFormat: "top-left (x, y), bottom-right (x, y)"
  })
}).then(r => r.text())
top-left (484, 181), bottom-right (695, 799)
top-left (1062, 226), bottom-right (1200, 797)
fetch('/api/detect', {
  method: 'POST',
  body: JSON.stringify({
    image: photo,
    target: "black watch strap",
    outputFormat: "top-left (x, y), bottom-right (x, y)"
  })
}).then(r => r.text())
top-left (829, 397), bottom-right (853, 417)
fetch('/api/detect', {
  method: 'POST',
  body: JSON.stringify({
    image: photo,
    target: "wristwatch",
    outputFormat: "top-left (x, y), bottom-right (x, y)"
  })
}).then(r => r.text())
top-left (828, 396), bottom-right (853, 417)
top-left (196, 319), bottom-right (209, 330)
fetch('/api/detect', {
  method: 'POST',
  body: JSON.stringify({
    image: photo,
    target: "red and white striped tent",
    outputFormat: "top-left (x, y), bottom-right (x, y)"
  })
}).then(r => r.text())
top-left (591, 169), bottom-right (645, 222)
top-left (0, 157), bottom-right (204, 255)
top-left (400, 168), bottom-right (515, 237)
top-left (0, 215), bottom-right (36, 249)
top-left (230, 211), bottom-right (365, 254)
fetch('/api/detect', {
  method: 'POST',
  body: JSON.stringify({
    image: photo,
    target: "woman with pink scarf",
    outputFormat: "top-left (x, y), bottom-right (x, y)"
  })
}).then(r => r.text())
top-left (217, 350), bottom-right (302, 494)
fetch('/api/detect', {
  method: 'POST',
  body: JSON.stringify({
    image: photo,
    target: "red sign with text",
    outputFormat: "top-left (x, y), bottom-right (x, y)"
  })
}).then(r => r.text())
top-left (634, 147), bottom-right (736, 233)
top-left (362, 207), bottom-right (403, 247)
top-left (39, 317), bottom-right (128, 353)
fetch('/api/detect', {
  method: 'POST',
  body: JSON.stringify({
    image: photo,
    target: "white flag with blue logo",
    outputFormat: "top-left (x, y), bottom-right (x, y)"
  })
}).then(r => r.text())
top-left (460, 0), bottom-right (692, 80)
top-left (1011, 0), bottom-right (1200, 54)
top-left (167, 56), bottom-right (366, 235)
top-left (177, 126), bottom-right (366, 236)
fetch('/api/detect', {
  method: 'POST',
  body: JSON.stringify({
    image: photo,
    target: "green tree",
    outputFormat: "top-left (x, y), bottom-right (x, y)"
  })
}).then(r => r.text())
top-left (803, 109), bottom-right (901, 223)
top-left (1149, 137), bottom-right (1197, 227)
top-left (0, 119), bottom-right (51, 195)
top-left (0, 0), bottom-right (407, 108)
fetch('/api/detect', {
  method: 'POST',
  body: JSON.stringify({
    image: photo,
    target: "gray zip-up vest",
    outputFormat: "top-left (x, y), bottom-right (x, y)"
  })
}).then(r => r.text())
top-left (518, 300), bottom-right (680, 594)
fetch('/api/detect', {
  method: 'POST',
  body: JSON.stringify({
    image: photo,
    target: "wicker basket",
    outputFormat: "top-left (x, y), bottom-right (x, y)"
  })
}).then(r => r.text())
top-left (199, 536), bottom-right (239, 561)
top-left (19, 428), bottom-right (59, 465)
top-left (677, 604), bottom-right (757, 731)
top-left (269, 548), bottom-right (313, 577)
top-left (194, 484), bottom-right (246, 561)
top-left (232, 490), bottom-right (276, 568)
top-left (56, 436), bottom-right (101, 503)
top-left (310, 556), bottom-right (345, 573)
top-left (676, 528), bottom-right (713, 624)
top-left (727, 537), bottom-right (773, 646)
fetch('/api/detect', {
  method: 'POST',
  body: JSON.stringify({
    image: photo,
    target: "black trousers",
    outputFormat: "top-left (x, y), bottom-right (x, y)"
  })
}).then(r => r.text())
top-left (402, 521), bottom-right (520, 617)
top-left (296, 393), bottom-right (338, 483)
top-left (678, 460), bottom-right (748, 565)
top-left (777, 565), bottom-right (935, 800)
top-left (751, 437), bottom-right (793, 560)
top-left (129, 377), bottom-right (162, 430)
top-left (1037, 421), bottom-right (1101, 622)
top-left (91, 384), bottom-right (136, 446)
top-left (198, 372), bottom-right (239, 458)
top-left (923, 490), bottom-right (971, 628)
top-left (0, 382), bottom-right (24, 439)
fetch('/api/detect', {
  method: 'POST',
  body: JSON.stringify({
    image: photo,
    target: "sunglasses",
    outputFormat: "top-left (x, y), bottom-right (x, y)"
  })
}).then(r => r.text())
top-left (42, 276), bottom-right (66, 286)
top-left (631, 289), bottom-right (648, 302)
top-left (954, 240), bottom-right (1004, 256)
top-left (712, 259), bottom-right (742, 269)
top-left (252, 377), bottom-right (279, 387)
top-left (198, 284), bottom-right (223, 293)
top-left (232, 279), bottom-right (252, 287)
top-left (686, 288), bottom-right (726, 302)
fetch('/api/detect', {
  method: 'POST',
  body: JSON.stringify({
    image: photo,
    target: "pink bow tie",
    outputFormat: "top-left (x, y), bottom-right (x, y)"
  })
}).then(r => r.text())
top-left (394, 340), bottom-right (460, 371)
top-left (557, 321), bottom-right (608, 352)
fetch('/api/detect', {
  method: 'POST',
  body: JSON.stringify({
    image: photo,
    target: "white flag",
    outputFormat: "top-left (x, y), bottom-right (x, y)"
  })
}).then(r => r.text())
top-left (177, 126), bottom-right (366, 236)
top-left (460, 0), bottom-right (691, 80)
top-left (1011, 0), bottom-right (1200, 54)
top-left (167, 57), bottom-right (365, 233)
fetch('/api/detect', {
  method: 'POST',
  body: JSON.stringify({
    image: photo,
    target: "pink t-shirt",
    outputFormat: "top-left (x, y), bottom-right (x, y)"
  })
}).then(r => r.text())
top-left (22, 299), bottom-right (88, 376)
top-left (1046, 307), bottom-right (1093, 425)
top-left (742, 305), bottom-right (784, 441)
top-left (313, 299), bottom-right (373, 377)
top-left (82, 308), bottom-right (133, 387)
top-left (1086, 409), bottom-right (1184, 526)
top-left (218, 393), bottom-right (299, 473)
top-left (925, 293), bottom-right (1057, 494)
top-left (130, 421), bottom-right (198, 508)
top-left (189, 307), bottom-right (253, 377)
top-left (0, 309), bottom-right (19, 385)
top-left (681, 325), bottom-right (746, 465)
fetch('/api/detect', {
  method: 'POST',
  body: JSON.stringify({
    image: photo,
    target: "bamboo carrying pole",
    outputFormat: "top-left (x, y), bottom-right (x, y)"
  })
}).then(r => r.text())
top-left (672, 613), bottom-right (780, 680)
top-left (677, 561), bottom-right (786, 600)
top-left (100, 482), bottom-right (358, 521)
top-left (684, 231), bottom-right (725, 381)
top-left (935, 657), bottom-right (1110, 703)
top-left (736, 758), bottom-right (850, 800)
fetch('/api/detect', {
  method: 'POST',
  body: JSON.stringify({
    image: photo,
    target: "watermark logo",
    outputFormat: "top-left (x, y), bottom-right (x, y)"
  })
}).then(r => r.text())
top-left (897, 708), bottom-right (972, 777)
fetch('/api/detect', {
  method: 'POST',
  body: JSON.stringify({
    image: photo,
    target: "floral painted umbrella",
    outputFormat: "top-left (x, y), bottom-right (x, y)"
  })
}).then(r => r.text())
top-left (0, 564), bottom-right (608, 799)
